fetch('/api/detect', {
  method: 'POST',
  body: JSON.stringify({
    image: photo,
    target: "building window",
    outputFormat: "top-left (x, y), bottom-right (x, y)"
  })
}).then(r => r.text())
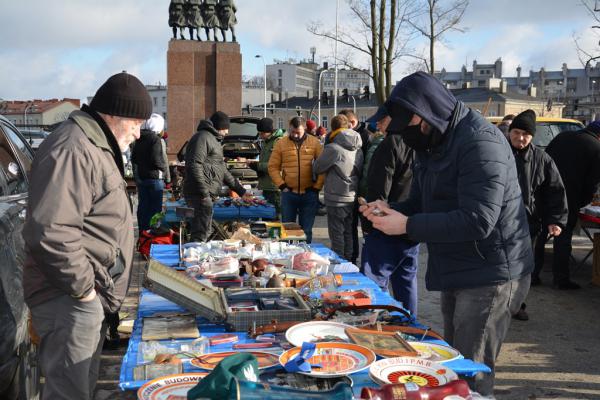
top-left (278, 79), bottom-right (282, 87)
top-left (278, 69), bottom-right (282, 77)
top-left (277, 117), bottom-right (283, 129)
top-left (163, 112), bottom-right (167, 120)
top-left (322, 115), bottom-right (328, 129)
top-left (478, 80), bottom-right (486, 86)
top-left (153, 97), bottom-right (157, 106)
top-left (162, 97), bottom-right (166, 106)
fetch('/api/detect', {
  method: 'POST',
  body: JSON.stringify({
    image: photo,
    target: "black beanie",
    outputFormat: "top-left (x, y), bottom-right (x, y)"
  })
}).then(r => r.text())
top-left (257, 117), bottom-right (274, 133)
top-left (210, 111), bottom-right (230, 130)
top-left (509, 109), bottom-right (536, 135)
top-left (89, 72), bottom-right (152, 120)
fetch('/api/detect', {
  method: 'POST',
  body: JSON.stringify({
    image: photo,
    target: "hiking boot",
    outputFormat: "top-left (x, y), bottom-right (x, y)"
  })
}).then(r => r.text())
top-left (513, 308), bottom-right (529, 321)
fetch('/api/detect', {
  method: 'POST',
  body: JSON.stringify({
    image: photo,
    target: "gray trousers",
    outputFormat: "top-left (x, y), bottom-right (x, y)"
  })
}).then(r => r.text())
top-left (326, 204), bottom-right (354, 261)
top-left (441, 275), bottom-right (530, 396)
top-left (30, 294), bottom-right (105, 400)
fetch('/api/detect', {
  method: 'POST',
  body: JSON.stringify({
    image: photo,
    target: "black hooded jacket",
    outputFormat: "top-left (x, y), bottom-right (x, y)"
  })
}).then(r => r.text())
top-left (183, 120), bottom-right (245, 198)
top-left (389, 72), bottom-right (533, 291)
top-left (132, 129), bottom-right (167, 180)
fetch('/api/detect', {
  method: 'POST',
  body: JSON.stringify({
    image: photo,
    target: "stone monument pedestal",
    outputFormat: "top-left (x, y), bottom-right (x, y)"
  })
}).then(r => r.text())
top-left (166, 40), bottom-right (242, 158)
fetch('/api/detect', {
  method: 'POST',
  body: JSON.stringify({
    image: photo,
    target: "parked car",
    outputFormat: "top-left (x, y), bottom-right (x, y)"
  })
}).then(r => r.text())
top-left (487, 116), bottom-right (584, 148)
top-left (19, 130), bottom-right (49, 151)
top-left (0, 115), bottom-right (40, 399)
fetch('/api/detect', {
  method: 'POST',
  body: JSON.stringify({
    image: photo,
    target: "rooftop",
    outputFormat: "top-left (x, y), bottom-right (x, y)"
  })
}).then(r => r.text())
top-left (0, 98), bottom-right (80, 115)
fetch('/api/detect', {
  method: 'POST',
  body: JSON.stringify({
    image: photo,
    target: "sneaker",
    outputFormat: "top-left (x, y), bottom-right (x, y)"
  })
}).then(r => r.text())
top-left (553, 281), bottom-right (581, 290)
top-left (530, 276), bottom-right (542, 286)
top-left (512, 308), bottom-right (529, 321)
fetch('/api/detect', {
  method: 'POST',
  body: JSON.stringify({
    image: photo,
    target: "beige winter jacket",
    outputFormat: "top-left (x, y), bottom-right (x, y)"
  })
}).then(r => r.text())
top-left (23, 109), bottom-right (134, 313)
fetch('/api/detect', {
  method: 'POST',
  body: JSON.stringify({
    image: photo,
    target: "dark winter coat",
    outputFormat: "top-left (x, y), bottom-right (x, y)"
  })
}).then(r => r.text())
top-left (183, 120), bottom-right (245, 199)
top-left (363, 131), bottom-right (414, 237)
top-left (511, 144), bottom-right (568, 235)
top-left (256, 129), bottom-right (284, 192)
top-left (390, 72), bottom-right (533, 291)
top-left (132, 129), bottom-right (167, 180)
top-left (546, 128), bottom-right (600, 222)
top-left (23, 106), bottom-right (134, 313)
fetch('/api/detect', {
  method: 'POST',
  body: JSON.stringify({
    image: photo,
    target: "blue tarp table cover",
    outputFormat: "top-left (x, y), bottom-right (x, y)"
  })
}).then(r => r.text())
top-left (119, 244), bottom-right (490, 395)
top-left (164, 199), bottom-right (276, 223)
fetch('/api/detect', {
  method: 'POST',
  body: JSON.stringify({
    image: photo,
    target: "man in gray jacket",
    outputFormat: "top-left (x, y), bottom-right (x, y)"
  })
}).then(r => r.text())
top-left (23, 72), bottom-right (152, 400)
top-left (314, 115), bottom-right (363, 261)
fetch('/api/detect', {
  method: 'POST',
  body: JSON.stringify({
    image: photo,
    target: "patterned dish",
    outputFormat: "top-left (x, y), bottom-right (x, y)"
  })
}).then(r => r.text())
top-left (369, 356), bottom-right (458, 387)
top-left (279, 342), bottom-right (376, 378)
top-left (137, 373), bottom-right (207, 400)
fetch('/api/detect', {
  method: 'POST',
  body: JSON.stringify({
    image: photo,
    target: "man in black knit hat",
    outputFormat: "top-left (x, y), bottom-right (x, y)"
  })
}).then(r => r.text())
top-left (23, 72), bottom-right (152, 399)
top-left (184, 111), bottom-right (252, 241)
top-left (507, 109), bottom-right (567, 319)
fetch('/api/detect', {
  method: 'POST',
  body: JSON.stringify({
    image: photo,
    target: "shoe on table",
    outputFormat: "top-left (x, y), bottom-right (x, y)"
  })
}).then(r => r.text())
top-left (553, 280), bottom-right (581, 290)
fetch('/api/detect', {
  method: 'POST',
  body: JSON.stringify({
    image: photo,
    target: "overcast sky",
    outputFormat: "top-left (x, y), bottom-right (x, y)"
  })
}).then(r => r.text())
top-left (0, 0), bottom-right (597, 102)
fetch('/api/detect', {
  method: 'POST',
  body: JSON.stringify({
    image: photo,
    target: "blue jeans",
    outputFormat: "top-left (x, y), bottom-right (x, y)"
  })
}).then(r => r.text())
top-left (281, 190), bottom-right (319, 243)
top-left (137, 179), bottom-right (164, 231)
top-left (361, 231), bottom-right (420, 316)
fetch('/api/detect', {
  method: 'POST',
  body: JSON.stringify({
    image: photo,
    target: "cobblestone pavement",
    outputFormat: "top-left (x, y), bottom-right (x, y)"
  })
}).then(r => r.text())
top-left (95, 216), bottom-right (600, 400)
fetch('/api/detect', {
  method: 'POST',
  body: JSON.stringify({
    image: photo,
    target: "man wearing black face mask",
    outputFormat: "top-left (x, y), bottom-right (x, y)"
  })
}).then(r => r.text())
top-left (361, 72), bottom-right (533, 397)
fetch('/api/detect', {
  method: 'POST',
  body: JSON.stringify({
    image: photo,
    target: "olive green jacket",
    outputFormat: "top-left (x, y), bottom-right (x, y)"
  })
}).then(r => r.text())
top-left (257, 129), bottom-right (284, 191)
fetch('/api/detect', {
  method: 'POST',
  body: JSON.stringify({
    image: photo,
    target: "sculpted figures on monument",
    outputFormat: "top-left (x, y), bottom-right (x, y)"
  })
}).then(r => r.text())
top-left (186, 0), bottom-right (203, 41)
top-left (217, 0), bottom-right (237, 42)
top-left (201, 0), bottom-right (220, 41)
top-left (169, 0), bottom-right (187, 40)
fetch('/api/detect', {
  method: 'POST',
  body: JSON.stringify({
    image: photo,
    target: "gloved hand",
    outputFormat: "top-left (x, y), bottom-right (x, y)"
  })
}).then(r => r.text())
top-left (279, 184), bottom-right (291, 193)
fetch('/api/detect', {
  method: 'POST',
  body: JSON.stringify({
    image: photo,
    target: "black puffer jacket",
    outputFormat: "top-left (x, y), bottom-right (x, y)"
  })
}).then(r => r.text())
top-left (363, 132), bottom-right (414, 236)
top-left (366, 132), bottom-right (414, 204)
top-left (132, 129), bottom-right (167, 180)
top-left (546, 128), bottom-right (600, 220)
top-left (390, 72), bottom-right (533, 291)
top-left (183, 120), bottom-right (245, 198)
top-left (512, 144), bottom-right (568, 235)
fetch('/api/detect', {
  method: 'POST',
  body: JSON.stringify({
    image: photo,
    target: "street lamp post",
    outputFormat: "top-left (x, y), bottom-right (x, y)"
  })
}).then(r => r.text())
top-left (333, 0), bottom-right (339, 114)
top-left (318, 69), bottom-right (329, 127)
top-left (255, 55), bottom-right (267, 118)
top-left (23, 102), bottom-right (34, 127)
top-left (350, 95), bottom-right (356, 114)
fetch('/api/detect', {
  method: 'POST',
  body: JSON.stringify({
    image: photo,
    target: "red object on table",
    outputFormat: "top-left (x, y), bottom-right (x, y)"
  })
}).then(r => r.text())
top-left (580, 212), bottom-right (600, 225)
top-left (361, 380), bottom-right (471, 400)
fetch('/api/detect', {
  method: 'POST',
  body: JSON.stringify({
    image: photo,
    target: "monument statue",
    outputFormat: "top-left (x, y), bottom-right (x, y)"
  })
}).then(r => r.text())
top-left (217, 0), bottom-right (237, 42)
top-left (200, 0), bottom-right (220, 41)
top-left (169, 0), bottom-right (187, 40)
top-left (185, 0), bottom-right (203, 41)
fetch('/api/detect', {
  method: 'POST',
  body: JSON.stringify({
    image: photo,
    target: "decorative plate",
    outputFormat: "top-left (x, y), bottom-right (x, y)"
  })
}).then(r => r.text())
top-left (407, 342), bottom-right (461, 363)
top-left (137, 373), bottom-right (207, 400)
top-left (369, 357), bottom-right (458, 387)
top-left (279, 342), bottom-right (376, 378)
top-left (190, 351), bottom-right (280, 370)
top-left (285, 321), bottom-right (354, 347)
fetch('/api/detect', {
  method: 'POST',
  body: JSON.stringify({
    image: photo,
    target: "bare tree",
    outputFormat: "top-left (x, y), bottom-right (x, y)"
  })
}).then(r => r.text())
top-left (574, 0), bottom-right (600, 67)
top-left (408, 0), bottom-right (469, 74)
top-left (308, 0), bottom-right (419, 104)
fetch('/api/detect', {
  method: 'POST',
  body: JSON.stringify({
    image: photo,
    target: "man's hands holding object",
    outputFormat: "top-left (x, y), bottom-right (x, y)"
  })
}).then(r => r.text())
top-left (358, 197), bottom-right (409, 236)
